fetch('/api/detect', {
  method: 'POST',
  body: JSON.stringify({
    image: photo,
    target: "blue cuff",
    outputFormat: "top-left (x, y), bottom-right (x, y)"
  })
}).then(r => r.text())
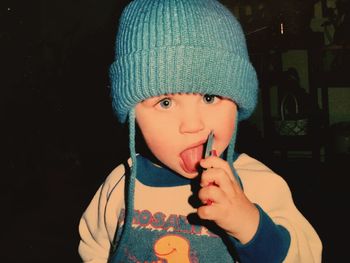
top-left (229, 205), bottom-right (290, 263)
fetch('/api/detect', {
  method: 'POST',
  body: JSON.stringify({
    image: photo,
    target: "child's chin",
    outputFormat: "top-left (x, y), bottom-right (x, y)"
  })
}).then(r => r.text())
top-left (179, 162), bottom-right (200, 178)
top-left (179, 170), bottom-right (199, 179)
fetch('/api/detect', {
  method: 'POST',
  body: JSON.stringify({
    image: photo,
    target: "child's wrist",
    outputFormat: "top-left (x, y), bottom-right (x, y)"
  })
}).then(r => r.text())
top-left (227, 204), bottom-right (260, 244)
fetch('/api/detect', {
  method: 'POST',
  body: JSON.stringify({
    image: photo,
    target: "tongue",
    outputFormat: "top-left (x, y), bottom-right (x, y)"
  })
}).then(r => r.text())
top-left (180, 144), bottom-right (204, 173)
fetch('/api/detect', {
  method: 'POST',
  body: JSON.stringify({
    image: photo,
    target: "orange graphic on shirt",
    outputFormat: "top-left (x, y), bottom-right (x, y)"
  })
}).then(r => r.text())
top-left (154, 234), bottom-right (191, 263)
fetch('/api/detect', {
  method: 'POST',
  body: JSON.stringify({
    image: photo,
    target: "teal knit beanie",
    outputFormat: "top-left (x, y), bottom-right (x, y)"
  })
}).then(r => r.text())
top-left (108, 0), bottom-right (258, 259)
top-left (110, 0), bottom-right (258, 123)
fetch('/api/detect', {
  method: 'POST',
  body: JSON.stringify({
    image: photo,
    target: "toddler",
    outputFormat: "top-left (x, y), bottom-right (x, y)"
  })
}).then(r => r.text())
top-left (79, 0), bottom-right (322, 262)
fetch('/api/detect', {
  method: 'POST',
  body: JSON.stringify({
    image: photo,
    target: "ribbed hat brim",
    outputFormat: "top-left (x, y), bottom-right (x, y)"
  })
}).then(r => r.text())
top-left (110, 46), bottom-right (257, 123)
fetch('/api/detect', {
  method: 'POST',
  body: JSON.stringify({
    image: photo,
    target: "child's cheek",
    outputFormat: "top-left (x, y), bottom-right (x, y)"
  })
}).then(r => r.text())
top-left (145, 131), bottom-right (178, 160)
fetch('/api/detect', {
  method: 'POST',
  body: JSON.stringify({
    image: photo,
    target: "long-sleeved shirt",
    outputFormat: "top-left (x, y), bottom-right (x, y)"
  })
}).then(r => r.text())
top-left (78, 154), bottom-right (322, 262)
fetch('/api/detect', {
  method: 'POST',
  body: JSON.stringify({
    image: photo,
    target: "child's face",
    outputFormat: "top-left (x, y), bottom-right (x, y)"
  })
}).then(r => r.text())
top-left (135, 93), bottom-right (237, 179)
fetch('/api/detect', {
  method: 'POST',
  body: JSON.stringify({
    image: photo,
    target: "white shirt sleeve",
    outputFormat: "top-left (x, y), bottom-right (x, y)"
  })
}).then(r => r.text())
top-left (235, 154), bottom-right (322, 263)
top-left (78, 164), bottom-right (126, 263)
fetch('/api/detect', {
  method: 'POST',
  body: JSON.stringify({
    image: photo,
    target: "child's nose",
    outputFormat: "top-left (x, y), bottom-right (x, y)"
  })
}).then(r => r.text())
top-left (179, 110), bottom-right (205, 134)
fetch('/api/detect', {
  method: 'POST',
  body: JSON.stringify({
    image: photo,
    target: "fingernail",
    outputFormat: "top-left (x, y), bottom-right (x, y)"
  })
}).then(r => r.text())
top-left (210, 150), bottom-right (217, 156)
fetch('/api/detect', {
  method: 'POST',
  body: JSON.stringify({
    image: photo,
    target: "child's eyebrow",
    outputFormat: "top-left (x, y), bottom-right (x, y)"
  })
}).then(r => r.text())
top-left (145, 94), bottom-right (173, 102)
top-left (141, 95), bottom-right (168, 105)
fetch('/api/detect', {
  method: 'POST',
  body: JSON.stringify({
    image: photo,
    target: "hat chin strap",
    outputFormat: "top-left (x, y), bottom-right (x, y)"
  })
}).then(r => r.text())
top-left (226, 112), bottom-right (239, 164)
top-left (225, 112), bottom-right (242, 188)
top-left (111, 108), bottom-right (137, 260)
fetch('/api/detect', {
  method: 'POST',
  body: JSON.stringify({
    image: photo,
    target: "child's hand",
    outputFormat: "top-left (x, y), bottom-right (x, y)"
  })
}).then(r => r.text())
top-left (197, 155), bottom-right (260, 244)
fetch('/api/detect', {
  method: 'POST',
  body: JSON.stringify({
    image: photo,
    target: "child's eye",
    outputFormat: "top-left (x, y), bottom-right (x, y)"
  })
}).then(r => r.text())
top-left (158, 98), bottom-right (172, 109)
top-left (203, 94), bottom-right (220, 104)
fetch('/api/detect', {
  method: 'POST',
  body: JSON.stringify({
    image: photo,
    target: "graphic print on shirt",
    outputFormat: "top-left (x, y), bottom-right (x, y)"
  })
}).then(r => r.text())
top-left (114, 209), bottom-right (235, 262)
top-left (154, 234), bottom-right (191, 263)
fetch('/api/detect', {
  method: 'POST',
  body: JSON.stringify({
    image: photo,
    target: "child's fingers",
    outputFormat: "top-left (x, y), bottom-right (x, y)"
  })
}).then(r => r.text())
top-left (200, 156), bottom-right (238, 185)
top-left (197, 183), bottom-right (225, 205)
top-left (200, 168), bottom-right (235, 196)
top-left (197, 201), bottom-right (226, 221)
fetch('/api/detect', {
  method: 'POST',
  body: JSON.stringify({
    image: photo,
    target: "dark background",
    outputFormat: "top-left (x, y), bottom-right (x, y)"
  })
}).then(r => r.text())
top-left (2, 0), bottom-right (130, 262)
top-left (1, 0), bottom-right (348, 262)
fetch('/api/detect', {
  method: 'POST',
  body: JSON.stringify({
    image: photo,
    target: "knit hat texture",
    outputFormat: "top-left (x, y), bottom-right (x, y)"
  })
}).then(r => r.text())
top-left (110, 0), bottom-right (258, 123)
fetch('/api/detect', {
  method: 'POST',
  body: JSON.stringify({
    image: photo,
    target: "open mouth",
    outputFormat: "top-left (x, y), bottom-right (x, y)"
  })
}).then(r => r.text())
top-left (179, 142), bottom-right (205, 174)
